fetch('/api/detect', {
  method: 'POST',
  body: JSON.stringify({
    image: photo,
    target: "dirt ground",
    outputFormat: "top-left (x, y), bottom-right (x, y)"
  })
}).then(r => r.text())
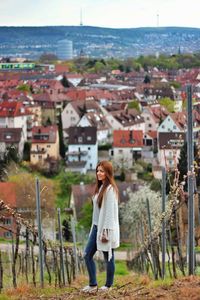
top-left (9, 274), bottom-right (200, 300)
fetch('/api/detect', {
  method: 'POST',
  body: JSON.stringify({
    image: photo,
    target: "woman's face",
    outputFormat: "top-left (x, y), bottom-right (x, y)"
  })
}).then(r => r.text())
top-left (96, 165), bottom-right (106, 182)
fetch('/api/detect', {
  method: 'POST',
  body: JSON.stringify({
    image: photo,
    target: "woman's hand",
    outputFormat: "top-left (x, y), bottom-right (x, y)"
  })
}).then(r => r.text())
top-left (100, 229), bottom-right (109, 243)
top-left (101, 235), bottom-right (109, 243)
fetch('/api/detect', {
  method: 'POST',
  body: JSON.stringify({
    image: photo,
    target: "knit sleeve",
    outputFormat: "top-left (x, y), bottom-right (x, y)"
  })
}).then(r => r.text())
top-left (102, 186), bottom-right (118, 230)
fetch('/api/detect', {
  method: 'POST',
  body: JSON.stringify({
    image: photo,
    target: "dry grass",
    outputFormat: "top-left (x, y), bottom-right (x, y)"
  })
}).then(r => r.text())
top-left (2, 274), bottom-right (200, 300)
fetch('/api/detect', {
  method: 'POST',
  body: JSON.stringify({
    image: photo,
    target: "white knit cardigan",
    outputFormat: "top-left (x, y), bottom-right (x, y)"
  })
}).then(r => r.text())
top-left (91, 184), bottom-right (120, 261)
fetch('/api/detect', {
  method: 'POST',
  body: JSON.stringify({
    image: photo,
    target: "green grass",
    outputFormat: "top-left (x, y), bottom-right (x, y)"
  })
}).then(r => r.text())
top-left (149, 277), bottom-right (174, 288)
top-left (118, 242), bottom-right (133, 251)
top-left (91, 260), bottom-right (130, 288)
top-left (0, 296), bottom-right (10, 300)
top-left (115, 260), bottom-right (129, 275)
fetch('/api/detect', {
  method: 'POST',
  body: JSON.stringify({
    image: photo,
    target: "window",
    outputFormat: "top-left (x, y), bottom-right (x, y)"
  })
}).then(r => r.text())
top-left (118, 149), bottom-right (123, 154)
top-left (78, 137), bottom-right (83, 143)
top-left (148, 124), bottom-right (152, 128)
top-left (162, 125), bottom-right (165, 128)
top-left (4, 218), bottom-right (12, 225)
top-left (146, 117), bottom-right (150, 120)
top-left (4, 231), bottom-right (12, 238)
top-left (47, 145), bottom-right (51, 148)
top-left (173, 125), bottom-right (177, 129)
top-left (88, 147), bottom-right (91, 150)
top-left (169, 151), bottom-right (173, 158)
top-left (87, 136), bottom-right (92, 141)
top-left (146, 140), bottom-right (152, 146)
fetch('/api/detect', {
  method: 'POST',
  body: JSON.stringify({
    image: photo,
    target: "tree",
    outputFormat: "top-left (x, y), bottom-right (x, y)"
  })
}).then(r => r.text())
top-left (58, 113), bottom-right (65, 158)
top-left (128, 100), bottom-right (140, 112)
top-left (56, 171), bottom-right (94, 208)
top-left (77, 201), bottom-right (93, 232)
top-left (17, 84), bottom-right (30, 93)
top-left (23, 142), bottom-right (31, 161)
top-left (62, 219), bottom-right (72, 241)
top-left (39, 53), bottom-right (58, 63)
top-left (9, 173), bottom-right (57, 222)
top-left (177, 142), bottom-right (200, 191)
top-left (60, 75), bottom-right (70, 88)
top-left (150, 178), bottom-right (161, 192)
top-left (0, 145), bottom-right (19, 181)
top-left (120, 185), bottom-right (161, 239)
top-left (144, 74), bottom-right (151, 84)
top-left (46, 117), bottom-right (52, 126)
top-left (159, 97), bottom-right (175, 113)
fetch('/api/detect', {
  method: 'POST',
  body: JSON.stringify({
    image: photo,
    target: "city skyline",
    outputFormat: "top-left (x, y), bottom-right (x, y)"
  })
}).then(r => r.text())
top-left (0, 0), bottom-right (199, 29)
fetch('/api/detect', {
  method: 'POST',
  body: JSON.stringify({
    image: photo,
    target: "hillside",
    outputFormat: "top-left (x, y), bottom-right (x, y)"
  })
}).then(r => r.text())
top-left (0, 25), bottom-right (200, 59)
top-left (3, 274), bottom-right (200, 299)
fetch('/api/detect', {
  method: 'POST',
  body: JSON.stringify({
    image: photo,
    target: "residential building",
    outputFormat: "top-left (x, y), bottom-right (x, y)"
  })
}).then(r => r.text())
top-left (77, 111), bottom-right (111, 144)
top-left (158, 113), bottom-right (186, 133)
top-left (141, 105), bottom-right (169, 133)
top-left (103, 107), bottom-right (145, 132)
top-left (0, 128), bottom-right (24, 159)
top-left (62, 100), bottom-right (100, 133)
top-left (66, 126), bottom-right (97, 174)
top-left (110, 130), bottom-right (143, 168)
top-left (0, 100), bottom-right (32, 140)
top-left (30, 125), bottom-right (60, 165)
top-left (158, 132), bottom-right (186, 169)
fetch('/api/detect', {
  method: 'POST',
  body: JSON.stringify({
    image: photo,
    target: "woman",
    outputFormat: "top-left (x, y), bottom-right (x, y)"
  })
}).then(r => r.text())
top-left (82, 160), bottom-right (120, 293)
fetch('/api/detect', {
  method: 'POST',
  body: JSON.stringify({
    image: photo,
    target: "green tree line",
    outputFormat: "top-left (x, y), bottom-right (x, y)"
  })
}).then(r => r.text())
top-left (65, 52), bottom-right (200, 73)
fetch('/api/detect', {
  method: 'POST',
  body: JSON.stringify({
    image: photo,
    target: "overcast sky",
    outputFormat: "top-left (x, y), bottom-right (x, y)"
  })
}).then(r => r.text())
top-left (0, 0), bottom-right (199, 28)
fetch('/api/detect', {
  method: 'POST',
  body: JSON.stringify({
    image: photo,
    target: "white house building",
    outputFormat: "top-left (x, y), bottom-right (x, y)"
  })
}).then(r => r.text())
top-left (157, 132), bottom-right (186, 169)
top-left (0, 100), bottom-right (32, 141)
top-left (66, 126), bottom-right (98, 174)
top-left (109, 130), bottom-right (143, 168)
top-left (77, 111), bottom-right (111, 144)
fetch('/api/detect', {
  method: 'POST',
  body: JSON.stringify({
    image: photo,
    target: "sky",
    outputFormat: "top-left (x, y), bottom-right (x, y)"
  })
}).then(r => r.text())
top-left (0, 0), bottom-right (200, 29)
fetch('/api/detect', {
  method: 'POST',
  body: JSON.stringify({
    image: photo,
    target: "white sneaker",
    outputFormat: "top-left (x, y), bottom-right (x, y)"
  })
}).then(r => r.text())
top-left (81, 285), bottom-right (98, 293)
top-left (98, 286), bottom-right (112, 292)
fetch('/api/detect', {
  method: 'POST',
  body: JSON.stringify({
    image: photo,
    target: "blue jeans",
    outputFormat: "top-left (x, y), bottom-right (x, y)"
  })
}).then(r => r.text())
top-left (84, 225), bottom-right (115, 287)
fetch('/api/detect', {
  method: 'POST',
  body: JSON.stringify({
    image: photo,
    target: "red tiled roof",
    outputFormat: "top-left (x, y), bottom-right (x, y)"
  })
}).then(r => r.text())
top-left (146, 130), bottom-right (157, 139)
top-left (0, 182), bottom-right (17, 207)
top-left (113, 130), bottom-right (143, 148)
top-left (55, 64), bottom-right (69, 73)
top-left (65, 89), bottom-right (87, 101)
top-left (33, 92), bottom-right (52, 102)
top-left (150, 106), bottom-right (169, 123)
top-left (0, 100), bottom-right (32, 117)
top-left (32, 125), bottom-right (58, 143)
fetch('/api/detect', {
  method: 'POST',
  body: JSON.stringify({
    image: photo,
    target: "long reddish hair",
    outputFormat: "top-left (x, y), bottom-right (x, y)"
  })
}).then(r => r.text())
top-left (94, 160), bottom-right (118, 208)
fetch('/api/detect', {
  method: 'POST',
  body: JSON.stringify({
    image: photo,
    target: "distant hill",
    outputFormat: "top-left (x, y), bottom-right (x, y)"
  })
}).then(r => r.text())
top-left (0, 26), bottom-right (200, 59)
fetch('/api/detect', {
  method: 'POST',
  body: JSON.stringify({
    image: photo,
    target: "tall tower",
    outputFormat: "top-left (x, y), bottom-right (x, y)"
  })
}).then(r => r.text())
top-left (80, 8), bottom-right (83, 26)
top-left (57, 40), bottom-right (73, 60)
top-left (157, 13), bottom-right (159, 27)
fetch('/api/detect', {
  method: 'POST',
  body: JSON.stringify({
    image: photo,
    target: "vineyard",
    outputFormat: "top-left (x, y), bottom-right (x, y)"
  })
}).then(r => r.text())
top-left (0, 85), bottom-right (200, 299)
